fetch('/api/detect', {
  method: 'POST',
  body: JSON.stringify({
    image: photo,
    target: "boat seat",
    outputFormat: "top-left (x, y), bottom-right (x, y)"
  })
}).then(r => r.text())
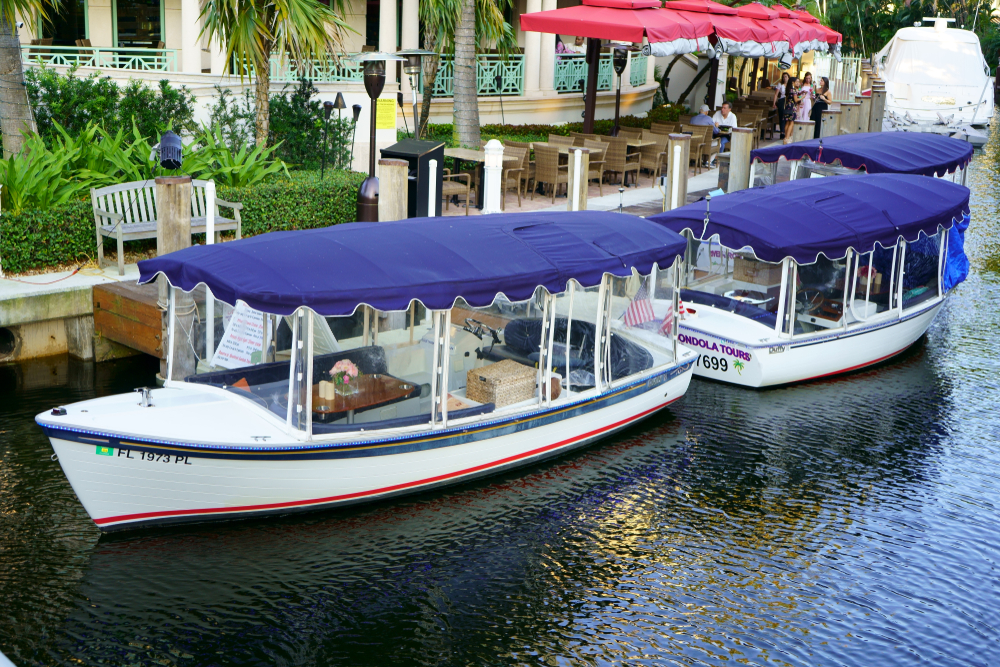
top-left (312, 402), bottom-right (496, 434)
top-left (502, 318), bottom-right (653, 381)
top-left (681, 289), bottom-right (804, 333)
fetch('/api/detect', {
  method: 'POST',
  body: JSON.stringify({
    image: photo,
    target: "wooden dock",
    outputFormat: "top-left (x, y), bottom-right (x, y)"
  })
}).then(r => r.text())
top-left (92, 282), bottom-right (166, 360)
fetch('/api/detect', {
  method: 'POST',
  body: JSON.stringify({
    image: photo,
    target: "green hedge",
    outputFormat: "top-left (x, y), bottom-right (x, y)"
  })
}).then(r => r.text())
top-left (0, 170), bottom-right (365, 275)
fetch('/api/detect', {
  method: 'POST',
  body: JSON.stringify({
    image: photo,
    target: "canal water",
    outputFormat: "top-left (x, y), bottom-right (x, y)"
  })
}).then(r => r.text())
top-left (3, 142), bottom-right (1000, 667)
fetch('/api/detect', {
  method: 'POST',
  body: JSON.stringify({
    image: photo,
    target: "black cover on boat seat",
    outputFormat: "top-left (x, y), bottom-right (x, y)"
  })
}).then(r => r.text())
top-left (501, 318), bottom-right (653, 381)
top-left (311, 402), bottom-right (496, 434)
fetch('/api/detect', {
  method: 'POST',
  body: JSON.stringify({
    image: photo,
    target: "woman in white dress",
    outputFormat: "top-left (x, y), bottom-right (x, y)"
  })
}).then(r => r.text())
top-left (797, 72), bottom-right (814, 122)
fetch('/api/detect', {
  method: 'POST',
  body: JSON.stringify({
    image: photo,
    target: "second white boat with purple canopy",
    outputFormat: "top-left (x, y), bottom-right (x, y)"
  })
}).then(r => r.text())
top-left (647, 173), bottom-right (971, 388)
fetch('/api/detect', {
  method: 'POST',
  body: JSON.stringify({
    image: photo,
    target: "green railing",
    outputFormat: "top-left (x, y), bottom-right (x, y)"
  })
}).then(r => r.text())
top-left (630, 54), bottom-right (648, 87)
top-left (22, 44), bottom-right (177, 71)
top-left (554, 54), bottom-right (613, 93)
top-left (420, 55), bottom-right (524, 97)
top-left (269, 57), bottom-right (363, 83)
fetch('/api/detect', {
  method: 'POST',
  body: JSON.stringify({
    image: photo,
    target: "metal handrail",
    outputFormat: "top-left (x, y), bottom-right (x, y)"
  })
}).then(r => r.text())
top-left (22, 44), bottom-right (177, 72)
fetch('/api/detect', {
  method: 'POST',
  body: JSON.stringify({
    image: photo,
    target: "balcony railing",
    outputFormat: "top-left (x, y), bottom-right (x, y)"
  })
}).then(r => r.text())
top-left (270, 57), bottom-right (363, 83)
top-left (420, 55), bottom-right (524, 97)
top-left (554, 53), bottom-right (649, 93)
top-left (22, 45), bottom-right (177, 71)
top-left (630, 54), bottom-right (649, 87)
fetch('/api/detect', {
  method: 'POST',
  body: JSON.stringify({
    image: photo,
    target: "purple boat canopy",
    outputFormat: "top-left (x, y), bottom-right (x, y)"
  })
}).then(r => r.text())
top-left (647, 173), bottom-right (970, 264)
top-left (750, 132), bottom-right (974, 177)
top-left (138, 211), bottom-right (688, 316)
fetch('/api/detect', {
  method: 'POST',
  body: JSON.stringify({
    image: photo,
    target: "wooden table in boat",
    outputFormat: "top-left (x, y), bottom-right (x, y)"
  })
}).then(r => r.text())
top-left (311, 374), bottom-right (415, 424)
top-left (444, 148), bottom-right (519, 208)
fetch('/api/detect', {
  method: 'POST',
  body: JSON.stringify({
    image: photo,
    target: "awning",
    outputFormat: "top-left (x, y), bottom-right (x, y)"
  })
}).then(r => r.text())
top-left (674, 9), bottom-right (788, 57)
top-left (750, 132), bottom-right (974, 177)
top-left (138, 212), bottom-right (689, 316)
top-left (662, 0), bottom-right (737, 15)
top-left (646, 174), bottom-right (970, 264)
top-left (519, 0), bottom-right (714, 56)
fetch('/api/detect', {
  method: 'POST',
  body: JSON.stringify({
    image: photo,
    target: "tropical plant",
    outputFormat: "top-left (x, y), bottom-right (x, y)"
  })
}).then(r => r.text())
top-left (268, 78), bottom-right (353, 169)
top-left (207, 85), bottom-right (256, 150)
top-left (0, 134), bottom-right (93, 213)
top-left (199, 0), bottom-right (351, 146)
top-left (190, 126), bottom-right (290, 187)
top-left (0, 0), bottom-right (58, 156)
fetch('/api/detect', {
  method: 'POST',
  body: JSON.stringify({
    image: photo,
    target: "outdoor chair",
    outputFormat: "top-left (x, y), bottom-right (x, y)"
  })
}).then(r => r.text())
top-left (651, 121), bottom-right (678, 135)
top-left (569, 131), bottom-right (588, 146)
top-left (500, 146), bottom-right (526, 210)
top-left (679, 124), bottom-right (707, 174)
top-left (638, 132), bottom-right (669, 185)
top-left (547, 134), bottom-right (574, 147)
top-left (678, 114), bottom-right (693, 125)
top-left (682, 124), bottom-right (718, 169)
top-left (583, 140), bottom-right (608, 196)
top-left (505, 140), bottom-right (535, 196)
top-left (532, 144), bottom-right (568, 203)
top-left (619, 128), bottom-right (643, 142)
top-left (441, 169), bottom-right (472, 216)
top-left (603, 136), bottom-right (640, 187)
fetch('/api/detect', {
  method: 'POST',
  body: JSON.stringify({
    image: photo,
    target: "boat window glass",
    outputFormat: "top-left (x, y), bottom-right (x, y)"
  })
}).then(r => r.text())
top-left (604, 271), bottom-right (676, 378)
top-left (843, 246), bottom-right (896, 323)
top-left (901, 231), bottom-right (943, 311)
top-left (791, 254), bottom-right (853, 334)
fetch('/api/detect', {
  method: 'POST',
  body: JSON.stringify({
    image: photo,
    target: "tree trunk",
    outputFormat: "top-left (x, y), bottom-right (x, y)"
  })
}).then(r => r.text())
top-left (0, 18), bottom-right (36, 157)
top-left (254, 48), bottom-right (272, 146)
top-left (737, 57), bottom-right (748, 97)
top-left (452, 0), bottom-right (480, 148)
top-left (419, 55), bottom-right (439, 139)
top-left (678, 62), bottom-right (711, 109)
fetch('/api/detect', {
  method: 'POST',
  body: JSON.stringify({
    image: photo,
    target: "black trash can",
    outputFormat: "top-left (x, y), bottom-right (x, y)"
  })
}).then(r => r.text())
top-left (380, 139), bottom-right (445, 218)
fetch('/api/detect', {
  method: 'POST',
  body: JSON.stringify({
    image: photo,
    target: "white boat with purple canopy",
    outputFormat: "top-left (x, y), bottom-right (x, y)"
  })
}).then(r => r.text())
top-left (647, 173), bottom-right (970, 388)
top-left (36, 211), bottom-right (697, 531)
top-left (748, 131), bottom-right (973, 187)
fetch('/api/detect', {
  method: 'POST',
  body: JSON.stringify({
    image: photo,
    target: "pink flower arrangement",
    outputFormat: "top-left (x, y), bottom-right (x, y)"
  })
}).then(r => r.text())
top-left (330, 359), bottom-right (360, 386)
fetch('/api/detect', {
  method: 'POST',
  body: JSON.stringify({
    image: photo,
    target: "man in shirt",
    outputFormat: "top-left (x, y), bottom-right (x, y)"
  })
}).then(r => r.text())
top-left (689, 105), bottom-right (717, 167)
top-left (712, 102), bottom-right (738, 152)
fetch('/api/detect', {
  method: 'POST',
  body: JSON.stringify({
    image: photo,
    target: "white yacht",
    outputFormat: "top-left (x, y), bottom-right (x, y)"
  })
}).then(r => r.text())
top-left (874, 17), bottom-right (994, 136)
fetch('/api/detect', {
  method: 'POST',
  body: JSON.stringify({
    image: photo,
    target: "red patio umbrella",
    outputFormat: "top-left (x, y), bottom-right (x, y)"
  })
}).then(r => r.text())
top-left (519, 0), bottom-right (714, 132)
top-left (662, 0), bottom-right (737, 15)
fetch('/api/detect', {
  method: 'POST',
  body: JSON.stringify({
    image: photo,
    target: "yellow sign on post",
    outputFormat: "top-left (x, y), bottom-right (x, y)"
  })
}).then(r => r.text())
top-left (376, 98), bottom-right (396, 130)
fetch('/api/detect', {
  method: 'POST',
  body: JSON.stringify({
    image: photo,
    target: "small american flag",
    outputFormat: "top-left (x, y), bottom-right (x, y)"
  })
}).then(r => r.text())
top-left (659, 304), bottom-right (674, 335)
top-left (624, 282), bottom-right (655, 327)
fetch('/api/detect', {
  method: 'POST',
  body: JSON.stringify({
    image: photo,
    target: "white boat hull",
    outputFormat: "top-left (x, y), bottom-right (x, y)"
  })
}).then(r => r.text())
top-left (677, 299), bottom-right (944, 388)
top-left (39, 360), bottom-right (694, 531)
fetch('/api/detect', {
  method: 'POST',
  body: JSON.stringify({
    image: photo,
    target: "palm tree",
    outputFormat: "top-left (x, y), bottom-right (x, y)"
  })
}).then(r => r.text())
top-left (0, 0), bottom-right (54, 156)
top-left (200, 0), bottom-right (350, 146)
top-left (418, 0), bottom-right (514, 148)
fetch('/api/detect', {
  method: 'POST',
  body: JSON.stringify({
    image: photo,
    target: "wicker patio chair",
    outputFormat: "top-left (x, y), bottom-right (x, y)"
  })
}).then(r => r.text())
top-left (638, 131), bottom-right (669, 185)
top-left (547, 134), bottom-right (574, 147)
top-left (532, 144), bottom-right (568, 203)
top-left (583, 140), bottom-right (608, 197)
top-left (501, 146), bottom-right (526, 210)
top-left (505, 140), bottom-right (535, 197)
top-left (441, 169), bottom-right (472, 215)
top-left (603, 136), bottom-right (640, 187)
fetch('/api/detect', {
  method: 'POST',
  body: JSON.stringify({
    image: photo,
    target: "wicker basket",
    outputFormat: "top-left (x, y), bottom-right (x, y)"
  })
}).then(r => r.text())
top-left (466, 360), bottom-right (536, 408)
top-left (733, 256), bottom-right (783, 286)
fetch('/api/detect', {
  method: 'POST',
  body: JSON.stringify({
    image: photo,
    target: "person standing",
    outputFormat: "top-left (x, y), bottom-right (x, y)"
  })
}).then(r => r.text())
top-left (797, 72), bottom-right (813, 122)
top-left (772, 72), bottom-right (790, 139)
top-left (810, 76), bottom-right (833, 138)
top-left (783, 76), bottom-right (803, 143)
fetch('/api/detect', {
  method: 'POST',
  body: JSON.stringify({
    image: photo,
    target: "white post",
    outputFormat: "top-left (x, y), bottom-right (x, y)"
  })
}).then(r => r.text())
top-left (593, 276), bottom-right (607, 391)
top-left (205, 181), bottom-right (216, 362)
top-left (305, 310), bottom-right (314, 438)
top-left (428, 159), bottom-right (437, 217)
top-left (379, 0), bottom-right (397, 54)
top-left (565, 281), bottom-right (575, 394)
top-left (572, 148), bottom-right (582, 211)
top-left (429, 311), bottom-right (440, 427)
top-left (440, 313), bottom-right (451, 428)
top-left (481, 139), bottom-right (504, 214)
top-left (286, 310), bottom-right (299, 427)
top-left (670, 145), bottom-right (681, 209)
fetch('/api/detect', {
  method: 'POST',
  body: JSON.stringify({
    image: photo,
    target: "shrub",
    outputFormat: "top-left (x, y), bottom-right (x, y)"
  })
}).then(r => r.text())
top-left (0, 170), bottom-right (365, 274)
top-left (218, 170), bottom-right (365, 237)
top-left (24, 66), bottom-right (196, 146)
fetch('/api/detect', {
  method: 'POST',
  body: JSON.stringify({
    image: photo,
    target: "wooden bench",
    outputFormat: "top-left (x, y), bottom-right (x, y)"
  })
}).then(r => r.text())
top-left (92, 179), bottom-right (243, 275)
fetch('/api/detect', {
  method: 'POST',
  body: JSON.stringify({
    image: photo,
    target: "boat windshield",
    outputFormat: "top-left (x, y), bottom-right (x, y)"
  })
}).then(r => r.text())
top-left (678, 231), bottom-right (945, 337)
top-left (885, 36), bottom-right (988, 86)
top-left (163, 265), bottom-right (684, 438)
top-left (750, 158), bottom-right (966, 187)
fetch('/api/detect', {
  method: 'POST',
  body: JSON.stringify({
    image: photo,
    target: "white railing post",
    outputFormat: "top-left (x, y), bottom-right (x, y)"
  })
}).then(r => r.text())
top-left (427, 159), bottom-right (437, 217)
top-left (481, 139), bottom-right (504, 215)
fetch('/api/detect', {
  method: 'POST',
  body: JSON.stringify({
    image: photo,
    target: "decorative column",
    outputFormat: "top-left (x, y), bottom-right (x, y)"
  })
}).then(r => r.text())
top-left (379, 0), bottom-right (397, 54)
top-left (523, 0), bottom-right (542, 95)
top-left (180, 0), bottom-right (202, 73)
top-left (645, 38), bottom-right (655, 87)
top-left (538, 0), bottom-right (556, 92)
top-left (400, 0), bottom-right (419, 97)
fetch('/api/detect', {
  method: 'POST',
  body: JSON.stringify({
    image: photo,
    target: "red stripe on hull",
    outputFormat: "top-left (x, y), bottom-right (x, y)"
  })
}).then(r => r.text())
top-left (94, 397), bottom-right (680, 527)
